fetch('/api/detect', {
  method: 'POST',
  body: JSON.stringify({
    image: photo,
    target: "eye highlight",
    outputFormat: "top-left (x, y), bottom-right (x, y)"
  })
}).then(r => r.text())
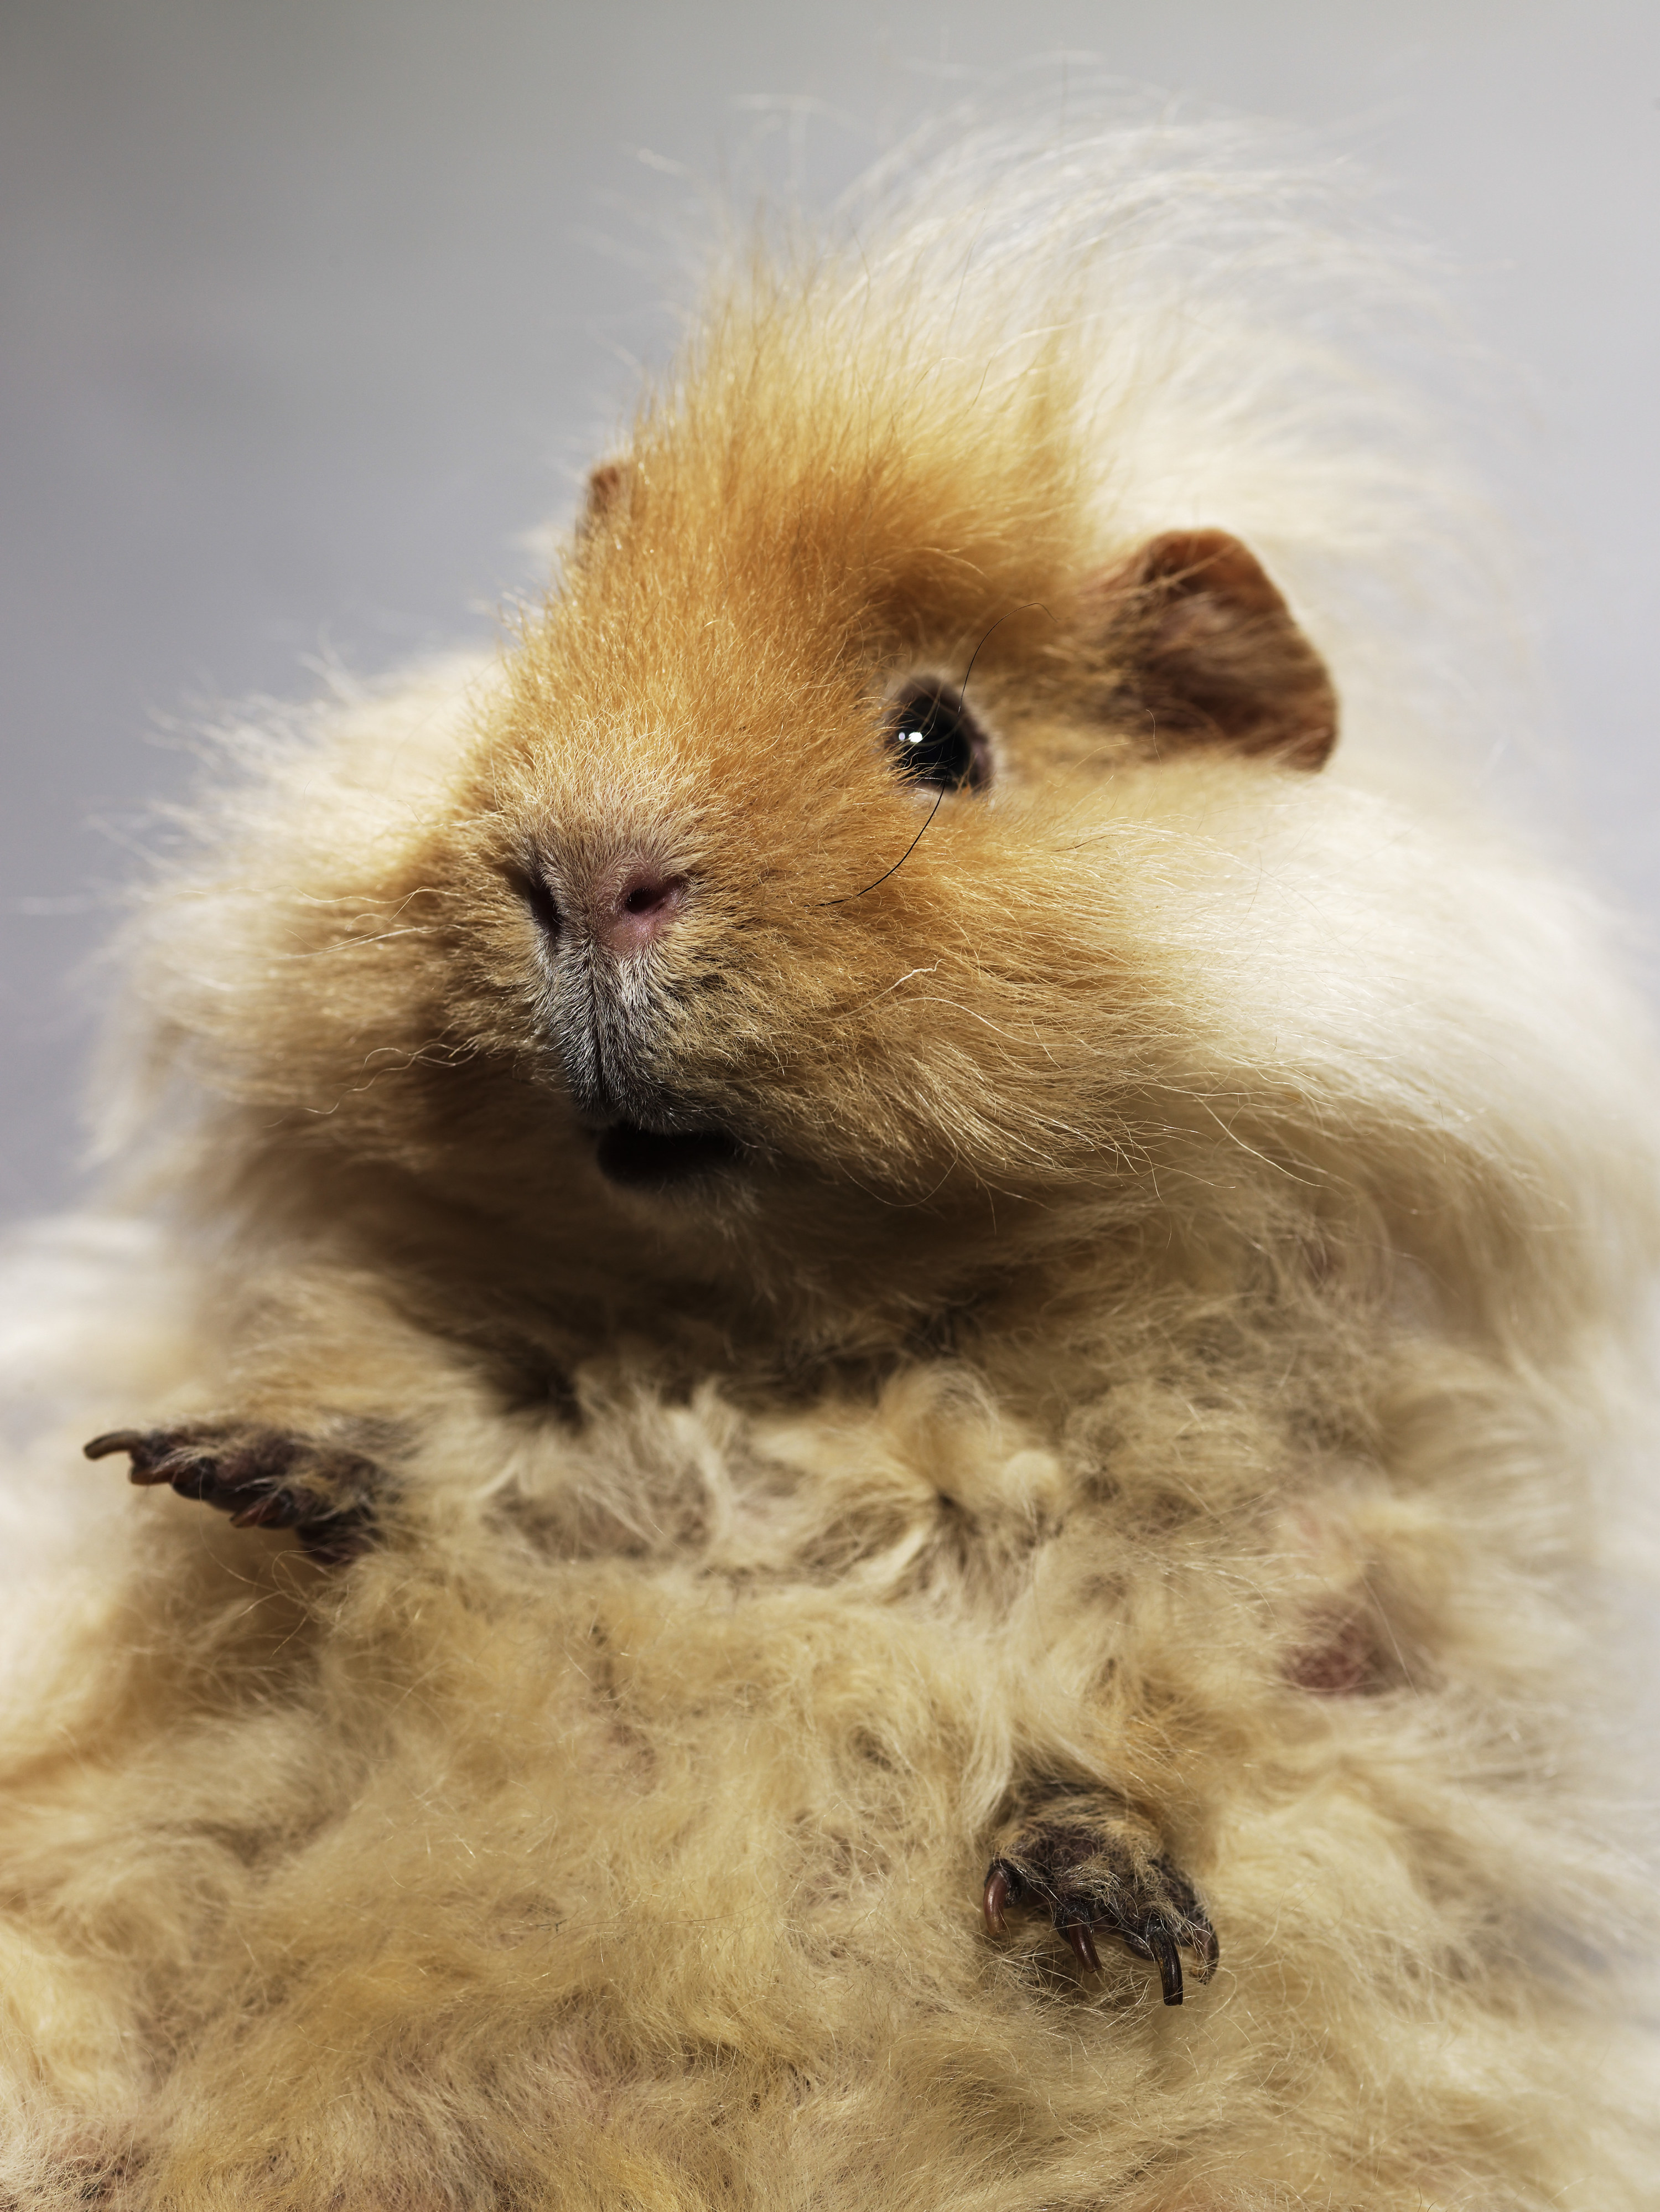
top-left (884, 687), bottom-right (990, 793)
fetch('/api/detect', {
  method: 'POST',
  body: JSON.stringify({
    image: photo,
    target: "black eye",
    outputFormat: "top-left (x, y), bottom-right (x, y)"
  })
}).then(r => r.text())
top-left (884, 687), bottom-right (989, 792)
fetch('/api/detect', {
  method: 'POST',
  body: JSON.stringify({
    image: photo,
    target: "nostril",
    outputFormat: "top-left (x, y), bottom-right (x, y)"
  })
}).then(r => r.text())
top-left (624, 881), bottom-right (666, 916)
top-left (599, 862), bottom-right (688, 953)
top-left (518, 869), bottom-right (562, 942)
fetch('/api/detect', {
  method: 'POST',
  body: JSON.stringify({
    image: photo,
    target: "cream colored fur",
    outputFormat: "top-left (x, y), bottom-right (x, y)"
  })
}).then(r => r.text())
top-left (2, 110), bottom-right (1657, 2209)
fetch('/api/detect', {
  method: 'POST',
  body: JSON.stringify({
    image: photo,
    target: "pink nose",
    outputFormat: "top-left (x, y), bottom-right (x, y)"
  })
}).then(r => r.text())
top-left (592, 858), bottom-right (688, 956)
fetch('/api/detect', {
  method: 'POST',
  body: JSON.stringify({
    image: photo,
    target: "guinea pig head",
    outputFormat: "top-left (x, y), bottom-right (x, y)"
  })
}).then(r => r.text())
top-left (442, 421), bottom-right (1337, 1294)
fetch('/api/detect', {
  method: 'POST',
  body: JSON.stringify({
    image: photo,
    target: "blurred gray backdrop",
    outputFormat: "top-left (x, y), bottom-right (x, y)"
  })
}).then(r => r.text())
top-left (3, 0), bottom-right (1657, 1222)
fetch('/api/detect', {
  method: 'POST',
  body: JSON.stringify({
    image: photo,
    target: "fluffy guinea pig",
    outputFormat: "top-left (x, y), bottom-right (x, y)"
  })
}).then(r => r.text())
top-left (2, 109), bottom-right (1658, 2212)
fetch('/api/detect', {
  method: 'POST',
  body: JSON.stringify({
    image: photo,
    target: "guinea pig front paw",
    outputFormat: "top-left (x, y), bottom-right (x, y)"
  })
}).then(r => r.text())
top-left (84, 1421), bottom-right (384, 1564)
top-left (982, 1797), bottom-right (1217, 2005)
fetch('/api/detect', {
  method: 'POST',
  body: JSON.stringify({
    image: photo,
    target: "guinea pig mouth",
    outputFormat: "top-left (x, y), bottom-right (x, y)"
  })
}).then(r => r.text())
top-left (594, 1122), bottom-right (744, 1189)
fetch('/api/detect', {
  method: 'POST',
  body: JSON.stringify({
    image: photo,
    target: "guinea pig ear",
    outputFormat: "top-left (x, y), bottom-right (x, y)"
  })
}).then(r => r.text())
top-left (576, 458), bottom-right (632, 543)
top-left (1094, 529), bottom-right (1337, 770)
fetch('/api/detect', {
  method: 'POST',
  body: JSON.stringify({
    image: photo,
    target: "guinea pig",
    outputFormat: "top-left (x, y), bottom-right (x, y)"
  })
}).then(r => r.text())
top-left (2, 109), bottom-right (1657, 2212)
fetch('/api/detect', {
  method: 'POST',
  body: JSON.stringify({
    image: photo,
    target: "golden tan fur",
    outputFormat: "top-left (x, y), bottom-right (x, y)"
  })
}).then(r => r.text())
top-left (2, 113), bottom-right (1657, 2208)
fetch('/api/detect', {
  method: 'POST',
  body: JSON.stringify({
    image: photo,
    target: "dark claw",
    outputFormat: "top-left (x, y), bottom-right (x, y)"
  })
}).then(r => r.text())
top-left (1062, 1918), bottom-right (1102, 1973)
top-left (1145, 1917), bottom-right (1183, 2005)
top-left (128, 1461), bottom-right (179, 1487)
top-left (983, 1864), bottom-right (1011, 1934)
top-left (84, 1430), bottom-right (148, 1464)
top-left (86, 1429), bottom-right (216, 1493)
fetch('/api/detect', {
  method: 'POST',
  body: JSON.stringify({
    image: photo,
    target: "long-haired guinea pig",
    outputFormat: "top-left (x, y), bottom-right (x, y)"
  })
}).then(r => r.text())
top-left (2, 109), bottom-right (1657, 2212)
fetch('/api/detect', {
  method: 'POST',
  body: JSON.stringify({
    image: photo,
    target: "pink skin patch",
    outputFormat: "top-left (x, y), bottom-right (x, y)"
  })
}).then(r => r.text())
top-left (1284, 1607), bottom-right (1382, 1696)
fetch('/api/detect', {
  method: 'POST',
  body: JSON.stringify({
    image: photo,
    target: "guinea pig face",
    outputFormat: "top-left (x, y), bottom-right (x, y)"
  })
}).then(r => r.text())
top-left (450, 450), bottom-right (1336, 1230)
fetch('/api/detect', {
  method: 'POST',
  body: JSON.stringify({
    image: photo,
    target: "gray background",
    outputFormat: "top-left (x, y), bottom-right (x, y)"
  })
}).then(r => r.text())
top-left (3, 1), bottom-right (1657, 1223)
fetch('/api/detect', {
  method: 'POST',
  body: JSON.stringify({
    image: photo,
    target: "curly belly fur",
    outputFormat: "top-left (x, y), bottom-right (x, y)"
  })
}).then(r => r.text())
top-left (1, 1281), bottom-right (1651, 2210)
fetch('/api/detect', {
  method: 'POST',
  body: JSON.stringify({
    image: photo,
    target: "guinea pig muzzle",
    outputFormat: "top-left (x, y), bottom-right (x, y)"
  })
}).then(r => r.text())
top-left (519, 852), bottom-right (743, 1188)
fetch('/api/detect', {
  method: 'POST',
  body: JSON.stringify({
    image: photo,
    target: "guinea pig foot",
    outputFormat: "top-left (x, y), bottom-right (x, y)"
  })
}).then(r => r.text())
top-left (84, 1422), bottom-right (383, 1564)
top-left (983, 1804), bottom-right (1217, 2005)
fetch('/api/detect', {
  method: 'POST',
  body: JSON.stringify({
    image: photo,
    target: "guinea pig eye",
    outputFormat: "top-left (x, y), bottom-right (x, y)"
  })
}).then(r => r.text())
top-left (884, 687), bottom-right (989, 792)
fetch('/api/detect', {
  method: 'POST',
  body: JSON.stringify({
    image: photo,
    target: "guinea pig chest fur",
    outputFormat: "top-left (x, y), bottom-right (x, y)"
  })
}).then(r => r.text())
top-left (2, 111), bottom-right (1658, 2212)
